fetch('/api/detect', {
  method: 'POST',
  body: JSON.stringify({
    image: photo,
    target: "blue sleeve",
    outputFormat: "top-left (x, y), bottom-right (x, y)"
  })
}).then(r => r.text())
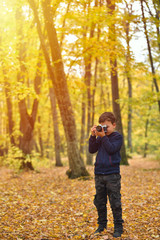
top-left (89, 135), bottom-right (99, 153)
top-left (101, 134), bottom-right (123, 154)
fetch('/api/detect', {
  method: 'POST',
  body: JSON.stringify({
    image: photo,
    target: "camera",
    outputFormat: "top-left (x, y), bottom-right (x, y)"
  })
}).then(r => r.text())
top-left (96, 124), bottom-right (108, 133)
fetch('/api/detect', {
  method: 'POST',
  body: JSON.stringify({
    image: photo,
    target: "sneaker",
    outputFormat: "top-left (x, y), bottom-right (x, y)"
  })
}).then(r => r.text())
top-left (94, 225), bottom-right (106, 234)
top-left (113, 231), bottom-right (123, 238)
top-left (113, 225), bottom-right (123, 238)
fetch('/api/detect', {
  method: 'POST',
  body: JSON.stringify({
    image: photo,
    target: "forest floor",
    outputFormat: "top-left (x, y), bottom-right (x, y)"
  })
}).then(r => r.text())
top-left (0, 156), bottom-right (160, 240)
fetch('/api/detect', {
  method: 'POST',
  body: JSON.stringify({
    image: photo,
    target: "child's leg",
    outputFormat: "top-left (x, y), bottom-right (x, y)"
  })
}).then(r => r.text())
top-left (94, 175), bottom-right (107, 229)
top-left (107, 174), bottom-right (124, 236)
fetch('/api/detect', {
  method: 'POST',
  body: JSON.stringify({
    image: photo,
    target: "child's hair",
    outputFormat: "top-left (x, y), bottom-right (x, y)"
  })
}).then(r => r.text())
top-left (99, 112), bottom-right (116, 124)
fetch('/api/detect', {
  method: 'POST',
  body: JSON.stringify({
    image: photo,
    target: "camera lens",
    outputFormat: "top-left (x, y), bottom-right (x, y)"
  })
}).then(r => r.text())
top-left (96, 125), bottom-right (102, 132)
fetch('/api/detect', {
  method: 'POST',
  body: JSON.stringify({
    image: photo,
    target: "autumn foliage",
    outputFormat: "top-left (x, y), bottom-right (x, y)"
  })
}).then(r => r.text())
top-left (0, 157), bottom-right (159, 239)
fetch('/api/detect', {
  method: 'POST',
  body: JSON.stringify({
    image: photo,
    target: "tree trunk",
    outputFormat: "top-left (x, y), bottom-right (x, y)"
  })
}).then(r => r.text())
top-left (38, 116), bottom-right (44, 157)
top-left (91, 57), bottom-right (98, 126)
top-left (16, 7), bottom-right (34, 169)
top-left (85, 1), bottom-right (98, 165)
top-left (107, 0), bottom-right (128, 165)
top-left (140, 0), bottom-right (160, 112)
top-left (16, 7), bottom-right (42, 169)
top-left (127, 79), bottom-right (132, 153)
top-left (3, 71), bottom-right (15, 146)
top-left (17, 48), bottom-right (42, 167)
top-left (92, 15), bottom-right (100, 126)
top-left (80, 93), bottom-right (86, 155)
top-left (144, 118), bottom-right (149, 158)
top-left (0, 35), bottom-right (15, 146)
top-left (49, 87), bottom-right (63, 166)
top-left (85, 61), bottom-right (93, 165)
top-left (124, 5), bottom-right (133, 153)
top-left (46, 116), bottom-right (51, 159)
top-left (29, 0), bottom-right (89, 178)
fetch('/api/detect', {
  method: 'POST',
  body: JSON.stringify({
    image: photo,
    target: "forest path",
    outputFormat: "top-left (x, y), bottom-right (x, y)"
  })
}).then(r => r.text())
top-left (0, 157), bottom-right (159, 239)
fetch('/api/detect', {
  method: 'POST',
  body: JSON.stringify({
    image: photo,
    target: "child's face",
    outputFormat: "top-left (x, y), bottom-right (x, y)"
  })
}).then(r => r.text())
top-left (100, 120), bottom-right (116, 136)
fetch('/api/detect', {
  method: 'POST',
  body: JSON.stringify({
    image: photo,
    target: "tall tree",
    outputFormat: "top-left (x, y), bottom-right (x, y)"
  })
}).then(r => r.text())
top-left (16, 7), bottom-right (42, 169)
top-left (0, 35), bottom-right (15, 146)
top-left (123, 2), bottom-right (133, 152)
top-left (91, 17), bottom-right (101, 126)
top-left (2, 64), bottom-right (15, 146)
top-left (80, 92), bottom-right (86, 155)
top-left (84, 0), bottom-right (98, 165)
top-left (28, 0), bottom-right (89, 178)
top-left (106, 0), bottom-right (128, 165)
top-left (140, 0), bottom-right (160, 112)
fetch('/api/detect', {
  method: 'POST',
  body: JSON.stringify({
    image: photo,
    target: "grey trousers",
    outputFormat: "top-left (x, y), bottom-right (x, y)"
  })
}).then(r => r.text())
top-left (94, 174), bottom-right (124, 227)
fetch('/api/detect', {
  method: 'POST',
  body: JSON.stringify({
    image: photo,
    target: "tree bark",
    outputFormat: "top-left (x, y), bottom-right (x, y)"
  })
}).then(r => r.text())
top-left (124, 4), bottom-right (133, 152)
top-left (127, 76), bottom-right (132, 152)
top-left (16, 7), bottom-right (42, 169)
top-left (85, 60), bottom-right (93, 165)
top-left (38, 116), bottom-right (44, 157)
top-left (80, 93), bottom-right (86, 155)
top-left (3, 69), bottom-right (15, 146)
top-left (91, 57), bottom-right (98, 126)
top-left (28, 0), bottom-right (89, 178)
top-left (49, 87), bottom-right (63, 166)
top-left (140, 0), bottom-right (160, 112)
top-left (144, 118), bottom-right (149, 158)
top-left (17, 46), bottom-right (42, 156)
top-left (0, 35), bottom-right (15, 146)
top-left (107, 0), bottom-right (128, 165)
top-left (91, 16), bottom-right (100, 126)
top-left (85, 1), bottom-right (98, 165)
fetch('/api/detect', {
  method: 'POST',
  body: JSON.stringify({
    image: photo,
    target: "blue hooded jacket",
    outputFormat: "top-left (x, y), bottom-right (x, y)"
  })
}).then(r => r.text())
top-left (89, 131), bottom-right (123, 175)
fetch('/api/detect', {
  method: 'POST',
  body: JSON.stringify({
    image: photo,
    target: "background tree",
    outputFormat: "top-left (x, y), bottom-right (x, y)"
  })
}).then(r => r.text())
top-left (140, 0), bottom-right (160, 112)
top-left (49, 86), bottom-right (63, 166)
top-left (123, 2), bottom-right (133, 153)
top-left (106, 0), bottom-right (128, 165)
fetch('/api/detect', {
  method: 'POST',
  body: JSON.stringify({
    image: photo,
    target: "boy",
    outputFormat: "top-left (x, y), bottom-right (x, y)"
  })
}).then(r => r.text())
top-left (89, 112), bottom-right (124, 238)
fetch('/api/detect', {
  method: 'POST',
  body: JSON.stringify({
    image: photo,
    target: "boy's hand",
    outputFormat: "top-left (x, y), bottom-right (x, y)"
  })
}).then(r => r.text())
top-left (96, 128), bottom-right (105, 138)
top-left (91, 125), bottom-right (106, 137)
top-left (91, 125), bottom-right (97, 136)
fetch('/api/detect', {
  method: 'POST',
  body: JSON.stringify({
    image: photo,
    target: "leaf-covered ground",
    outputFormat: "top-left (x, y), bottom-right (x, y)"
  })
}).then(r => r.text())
top-left (0, 157), bottom-right (160, 240)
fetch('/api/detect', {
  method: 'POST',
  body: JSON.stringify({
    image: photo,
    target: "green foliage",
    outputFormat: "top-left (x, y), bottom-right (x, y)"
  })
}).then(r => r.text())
top-left (4, 146), bottom-right (23, 171)
top-left (30, 151), bottom-right (54, 170)
top-left (3, 146), bottom-right (54, 172)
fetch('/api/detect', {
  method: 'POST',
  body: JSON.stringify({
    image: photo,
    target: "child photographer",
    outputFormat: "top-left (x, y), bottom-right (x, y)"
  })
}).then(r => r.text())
top-left (89, 112), bottom-right (124, 238)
